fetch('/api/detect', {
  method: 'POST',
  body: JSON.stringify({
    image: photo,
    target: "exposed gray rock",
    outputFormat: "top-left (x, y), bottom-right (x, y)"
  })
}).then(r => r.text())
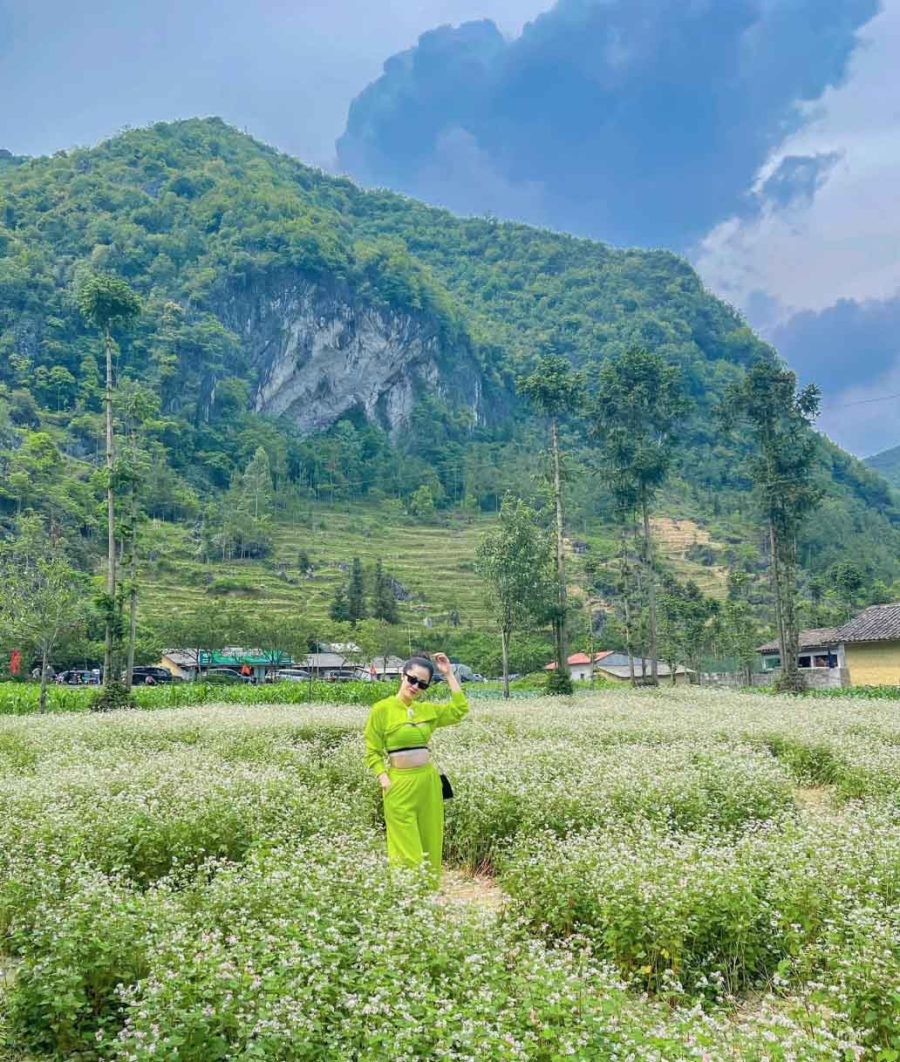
top-left (215, 273), bottom-right (485, 437)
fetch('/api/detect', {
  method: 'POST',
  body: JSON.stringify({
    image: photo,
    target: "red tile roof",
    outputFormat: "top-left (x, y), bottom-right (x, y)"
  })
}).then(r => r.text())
top-left (544, 651), bottom-right (616, 670)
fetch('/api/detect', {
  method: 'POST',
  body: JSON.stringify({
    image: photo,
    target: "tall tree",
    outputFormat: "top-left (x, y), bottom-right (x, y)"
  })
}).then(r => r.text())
top-left (74, 272), bottom-right (141, 685)
top-left (116, 382), bottom-right (158, 688)
top-left (589, 348), bottom-right (689, 686)
top-left (518, 354), bottom-right (583, 694)
top-left (476, 494), bottom-right (554, 698)
top-left (0, 515), bottom-right (85, 712)
top-left (721, 360), bottom-right (821, 693)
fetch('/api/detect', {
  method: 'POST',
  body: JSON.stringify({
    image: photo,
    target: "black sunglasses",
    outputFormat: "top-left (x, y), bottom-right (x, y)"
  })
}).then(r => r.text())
top-left (403, 672), bottom-right (430, 690)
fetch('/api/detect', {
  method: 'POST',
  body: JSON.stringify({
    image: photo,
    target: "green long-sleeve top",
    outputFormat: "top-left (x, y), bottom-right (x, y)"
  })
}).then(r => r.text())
top-left (364, 689), bottom-right (469, 777)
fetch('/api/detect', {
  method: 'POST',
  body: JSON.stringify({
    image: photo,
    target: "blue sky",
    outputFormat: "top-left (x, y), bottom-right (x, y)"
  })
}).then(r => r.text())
top-left (1, 0), bottom-right (898, 456)
top-left (0, 0), bottom-right (547, 166)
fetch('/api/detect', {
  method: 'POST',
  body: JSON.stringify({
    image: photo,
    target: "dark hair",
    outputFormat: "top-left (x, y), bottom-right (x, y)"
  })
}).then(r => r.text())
top-left (403, 656), bottom-right (434, 679)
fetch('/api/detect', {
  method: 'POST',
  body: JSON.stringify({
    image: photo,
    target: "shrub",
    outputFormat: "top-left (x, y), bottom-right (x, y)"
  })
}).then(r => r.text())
top-left (90, 680), bottom-right (136, 713)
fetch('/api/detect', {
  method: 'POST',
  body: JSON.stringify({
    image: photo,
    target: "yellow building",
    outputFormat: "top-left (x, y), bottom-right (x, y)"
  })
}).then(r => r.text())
top-left (836, 604), bottom-right (900, 687)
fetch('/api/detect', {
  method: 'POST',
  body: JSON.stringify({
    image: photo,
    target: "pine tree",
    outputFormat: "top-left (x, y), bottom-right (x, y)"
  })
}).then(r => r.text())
top-left (347, 557), bottom-right (367, 625)
top-left (371, 559), bottom-right (399, 624)
top-left (329, 584), bottom-right (351, 624)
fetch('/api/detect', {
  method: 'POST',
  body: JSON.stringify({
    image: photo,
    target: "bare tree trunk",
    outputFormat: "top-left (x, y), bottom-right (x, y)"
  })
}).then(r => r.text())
top-left (126, 586), bottom-right (138, 688)
top-left (778, 530), bottom-right (803, 692)
top-left (501, 628), bottom-right (510, 700)
top-left (39, 647), bottom-right (49, 714)
top-left (641, 493), bottom-right (659, 685)
top-left (769, 520), bottom-right (793, 690)
top-left (550, 417), bottom-right (569, 680)
top-left (619, 519), bottom-right (637, 688)
top-left (125, 484), bottom-right (138, 689)
top-left (104, 329), bottom-right (117, 687)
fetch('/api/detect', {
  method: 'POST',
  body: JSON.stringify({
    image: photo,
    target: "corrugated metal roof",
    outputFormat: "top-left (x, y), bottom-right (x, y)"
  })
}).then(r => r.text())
top-left (303, 653), bottom-right (348, 668)
top-left (756, 628), bottom-right (840, 654)
top-left (597, 663), bottom-right (689, 679)
top-left (836, 603), bottom-right (900, 643)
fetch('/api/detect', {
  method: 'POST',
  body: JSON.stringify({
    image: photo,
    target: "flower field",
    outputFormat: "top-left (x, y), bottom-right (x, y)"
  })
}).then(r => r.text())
top-left (0, 689), bottom-right (897, 1060)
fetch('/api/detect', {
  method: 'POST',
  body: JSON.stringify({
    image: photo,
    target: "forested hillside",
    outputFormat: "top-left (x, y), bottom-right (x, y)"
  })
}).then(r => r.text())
top-left (0, 117), bottom-right (898, 654)
top-left (865, 444), bottom-right (900, 489)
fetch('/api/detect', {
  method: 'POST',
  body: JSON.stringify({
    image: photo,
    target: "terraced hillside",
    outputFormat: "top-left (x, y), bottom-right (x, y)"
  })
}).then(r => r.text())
top-left (650, 516), bottom-right (729, 597)
top-left (139, 504), bottom-right (497, 630)
top-left (137, 500), bottom-right (734, 639)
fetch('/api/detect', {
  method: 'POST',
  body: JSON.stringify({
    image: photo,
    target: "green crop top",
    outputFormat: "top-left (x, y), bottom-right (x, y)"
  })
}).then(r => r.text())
top-left (364, 690), bottom-right (469, 776)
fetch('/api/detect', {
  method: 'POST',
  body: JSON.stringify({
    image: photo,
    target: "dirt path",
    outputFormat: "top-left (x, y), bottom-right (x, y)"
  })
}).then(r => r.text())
top-left (794, 785), bottom-right (837, 813)
top-left (438, 869), bottom-right (507, 912)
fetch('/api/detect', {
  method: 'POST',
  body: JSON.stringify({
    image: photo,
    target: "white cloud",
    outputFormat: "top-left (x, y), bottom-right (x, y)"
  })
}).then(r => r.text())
top-left (695, 0), bottom-right (900, 320)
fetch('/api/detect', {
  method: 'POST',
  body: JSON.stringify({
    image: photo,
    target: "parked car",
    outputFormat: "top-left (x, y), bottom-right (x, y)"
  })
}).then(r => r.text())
top-left (274, 668), bottom-right (311, 682)
top-left (56, 669), bottom-right (100, 686)
top-left (204, 668), bottom-right (252, 684)
top-left (128, 666), bottom-right (179, 684)
top-left (434, 663), bottom-right (482, 683)
top-left (323, 668), bottom-right (358, 682)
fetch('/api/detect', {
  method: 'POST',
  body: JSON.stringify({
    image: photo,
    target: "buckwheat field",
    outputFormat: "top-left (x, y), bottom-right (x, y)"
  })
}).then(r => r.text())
top-left (0, 688), bottom-right (897, 1061)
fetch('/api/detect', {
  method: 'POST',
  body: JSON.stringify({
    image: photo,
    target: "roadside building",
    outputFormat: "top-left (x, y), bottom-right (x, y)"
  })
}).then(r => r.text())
top-left (544, 650), bottom-right (691, 684)
top-left (755, 605), bottom-right (900, 688)
top-left (159, 648), bottom-right (293, 682)
top-left (755, 628), bottom-right (844, 688)
top-left (835, 604), bottom-right (900, 686)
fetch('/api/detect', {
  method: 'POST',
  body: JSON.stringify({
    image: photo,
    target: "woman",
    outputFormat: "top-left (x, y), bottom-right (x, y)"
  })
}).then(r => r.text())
top-left (364, 652), bottom-right (468, 884)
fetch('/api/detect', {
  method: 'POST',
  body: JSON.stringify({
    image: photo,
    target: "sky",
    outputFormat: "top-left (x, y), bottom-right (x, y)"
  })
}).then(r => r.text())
top-left (1, 0), bottom-right (898, 457)
top-left (0, 0), bottom-right (548, 167)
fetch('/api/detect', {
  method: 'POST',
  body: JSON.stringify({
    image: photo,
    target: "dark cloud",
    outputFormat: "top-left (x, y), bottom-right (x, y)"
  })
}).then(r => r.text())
top-left (770, 295), bottom-right (900, 392)
top-left (337, 0), bottom-right (878, 248)
top-left (759, 152), bottom-right (843, 209)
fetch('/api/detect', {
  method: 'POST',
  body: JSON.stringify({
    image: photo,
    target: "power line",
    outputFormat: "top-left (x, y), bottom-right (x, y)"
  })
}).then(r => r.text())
top-left (823, 391), bottom-right (900, 411)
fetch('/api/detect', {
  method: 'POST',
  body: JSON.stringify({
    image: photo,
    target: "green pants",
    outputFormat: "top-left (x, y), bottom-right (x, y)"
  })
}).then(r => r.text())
top-left (384, 763), bottom-right (443, 884)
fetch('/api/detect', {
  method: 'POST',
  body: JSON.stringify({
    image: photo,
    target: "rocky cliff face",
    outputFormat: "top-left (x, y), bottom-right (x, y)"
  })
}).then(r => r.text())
top-left (215, 274), bottom-right (485, 436)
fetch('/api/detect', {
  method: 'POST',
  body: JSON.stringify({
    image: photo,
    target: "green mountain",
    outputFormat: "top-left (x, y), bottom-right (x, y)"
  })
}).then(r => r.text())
top-left (1, 117), bottom-right (898, 627)
top-left (865, 445), bottom-right (900, 489)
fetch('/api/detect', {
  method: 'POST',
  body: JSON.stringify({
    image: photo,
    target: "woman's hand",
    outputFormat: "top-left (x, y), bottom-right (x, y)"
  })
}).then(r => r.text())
top-left (433, 652), bottom-right (462, 693)
top-left (432, 652), bottom-right (453, 676)
top-left (379, 772), bottom-right (391, 791)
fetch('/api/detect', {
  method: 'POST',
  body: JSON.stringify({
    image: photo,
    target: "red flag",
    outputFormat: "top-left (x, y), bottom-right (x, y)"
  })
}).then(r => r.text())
top-left (10, 650), bottom-right (22, 676)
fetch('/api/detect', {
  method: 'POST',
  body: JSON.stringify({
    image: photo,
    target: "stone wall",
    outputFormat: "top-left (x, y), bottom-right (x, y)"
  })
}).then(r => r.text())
top-left (749, 667), bottom-right (848, 690)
